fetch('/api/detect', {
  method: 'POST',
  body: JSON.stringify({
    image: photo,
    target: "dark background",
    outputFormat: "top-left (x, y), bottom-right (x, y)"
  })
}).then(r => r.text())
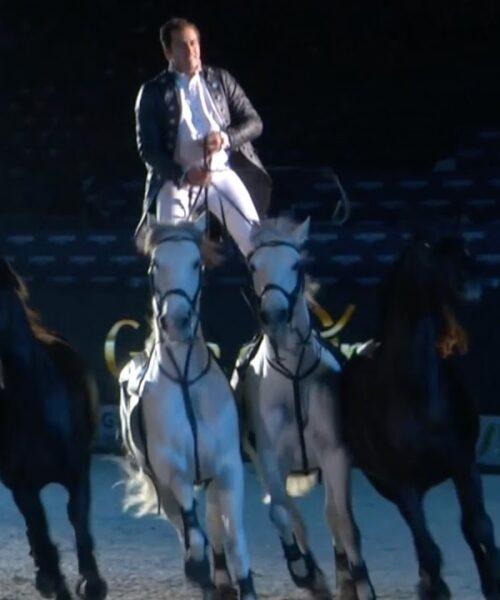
top-left (2, 0), bottom-right (500, 218)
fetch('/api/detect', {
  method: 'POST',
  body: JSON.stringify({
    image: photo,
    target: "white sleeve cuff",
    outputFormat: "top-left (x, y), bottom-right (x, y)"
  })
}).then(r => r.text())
top-left (220, 131), bottom-right (230, 150)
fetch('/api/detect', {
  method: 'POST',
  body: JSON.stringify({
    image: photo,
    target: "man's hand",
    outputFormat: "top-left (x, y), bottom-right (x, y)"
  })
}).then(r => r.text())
top-left (185, 166), bottom-right (212, 187)
top-left (204, 131), bottom-right (223, 156)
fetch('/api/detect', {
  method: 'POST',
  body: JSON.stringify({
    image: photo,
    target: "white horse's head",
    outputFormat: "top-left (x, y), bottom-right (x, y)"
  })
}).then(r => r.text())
top-left (137, 217), bottom-right (207, 343)
top-left (247, 217), bottom-right (310, 341)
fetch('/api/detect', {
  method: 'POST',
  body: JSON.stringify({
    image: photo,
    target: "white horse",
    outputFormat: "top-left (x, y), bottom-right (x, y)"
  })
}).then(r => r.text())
top-left (119, 219), bottom-right (256, 600)
top-left (231, 218), bottom-right (375, 600)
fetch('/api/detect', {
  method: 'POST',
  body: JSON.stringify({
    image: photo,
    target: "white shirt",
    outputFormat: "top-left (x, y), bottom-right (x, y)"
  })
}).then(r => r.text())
top-left (173, 71), bottom-right (229, 173)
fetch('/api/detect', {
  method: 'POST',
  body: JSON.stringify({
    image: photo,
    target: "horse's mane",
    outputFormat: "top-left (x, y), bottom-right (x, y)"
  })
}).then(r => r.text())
top-left (379, 241), bottom-right (468, 359)
top-left (137, 222), bottom-right (223, 268)
top-left (0, 259), bottom-right (61, 344)
top-left (250, 218), bottom-right (319, 298)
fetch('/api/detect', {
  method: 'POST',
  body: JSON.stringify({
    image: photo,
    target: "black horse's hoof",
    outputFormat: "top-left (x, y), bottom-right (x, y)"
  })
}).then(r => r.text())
top-left (76, 575), bottom-right (108, 600)
top-left (56, 588), bottom-right (73, 600)
top-left (36, 570), bottom-right (56, 598)
top-left (417, 578), bottom-right (451, 600)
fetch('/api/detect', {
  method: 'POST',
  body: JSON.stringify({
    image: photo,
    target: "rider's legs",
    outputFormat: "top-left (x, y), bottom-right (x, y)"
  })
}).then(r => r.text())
top-left (156, 170), bottom-right (259, 257)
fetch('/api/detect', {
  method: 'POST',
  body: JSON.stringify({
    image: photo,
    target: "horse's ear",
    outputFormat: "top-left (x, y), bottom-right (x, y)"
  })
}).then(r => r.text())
top-left (193, 212), bottom-right (206, 234)
top-left (293, 217), bottom-right (310, 246)
top-left (135, 221), bottom-right (154, 255)
top-left (0, 257), bottom-right (19, 290)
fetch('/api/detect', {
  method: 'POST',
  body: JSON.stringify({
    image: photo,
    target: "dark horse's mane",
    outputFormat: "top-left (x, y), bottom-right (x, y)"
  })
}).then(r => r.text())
top-left (0, 257), bottom-right (99, 431)
top-left (379, 239), bottom-right (468, 361)
top-left (0, 259), bottom-right (62, 344)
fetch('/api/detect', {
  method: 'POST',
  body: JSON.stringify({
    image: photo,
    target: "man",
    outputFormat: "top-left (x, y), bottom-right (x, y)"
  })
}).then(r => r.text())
top-left (135, 17), bottom-right (271, 256)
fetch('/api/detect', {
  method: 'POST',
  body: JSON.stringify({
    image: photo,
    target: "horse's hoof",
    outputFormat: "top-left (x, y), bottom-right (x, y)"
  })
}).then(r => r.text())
top-left (76, 575), bottom-right (108, 599)
top-left (417, 578), bottom-right (451, 600)
top-left (214, 585), bottom-right (238, 600)
top-left (36, 571), bottom-right (56, 598)
top-left (185, 555), bottom-right (213, 588)
top-left (56, 589), bottom-right (73, 600)
top-left (312, 589), bottom-right (332, 600)
top-left (337, 579), bottom-right (357, 600)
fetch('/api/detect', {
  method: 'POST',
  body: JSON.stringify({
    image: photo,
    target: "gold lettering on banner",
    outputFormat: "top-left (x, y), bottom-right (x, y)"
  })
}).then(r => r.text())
top-left (104, 319), bottom-right (140, 377)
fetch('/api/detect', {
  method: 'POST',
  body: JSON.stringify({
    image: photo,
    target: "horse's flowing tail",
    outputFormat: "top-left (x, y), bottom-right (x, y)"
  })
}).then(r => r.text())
top-left (119, 358), bottom-right (161, 518)
top-left (121, 460), bottom-right (160, 517)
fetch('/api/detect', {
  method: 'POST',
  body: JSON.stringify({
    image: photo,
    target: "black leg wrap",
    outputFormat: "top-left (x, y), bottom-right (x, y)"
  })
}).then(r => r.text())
top-left (280, 538), bottom-right (322, 590)
top-left (280, 537), bottom-right (303, 562)
top-left (349, 561), bottom-right (377, 598)
top-left (238, 572), bottom-right (256, 597)
top-left (335, 548), bottom-right (349, 571)
top-left (213, 550), bottom-right (228, 571)
top-left (349, 561), bottom-right (368, 583)
top-left (184, 554), bottom-right (214, 589)
top-left (180, 502), bottom-right (201, 551)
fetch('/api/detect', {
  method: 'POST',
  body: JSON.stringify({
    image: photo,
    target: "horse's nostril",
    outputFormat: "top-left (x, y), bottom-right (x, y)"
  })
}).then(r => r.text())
top-left (277, 308), bottom-right (287, 323)
top-left (259, 310), bottom-right (269, 325)
top-left (178, 314), bottom-right (191, 330)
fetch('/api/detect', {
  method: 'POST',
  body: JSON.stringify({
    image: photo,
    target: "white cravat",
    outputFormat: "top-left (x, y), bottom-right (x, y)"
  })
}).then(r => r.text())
top-left (174, 71), bottom-right (229, 172)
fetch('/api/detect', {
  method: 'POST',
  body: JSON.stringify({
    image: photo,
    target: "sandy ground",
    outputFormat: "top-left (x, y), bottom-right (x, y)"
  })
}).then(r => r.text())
top-left (0, 456), bottom-right (499, 600)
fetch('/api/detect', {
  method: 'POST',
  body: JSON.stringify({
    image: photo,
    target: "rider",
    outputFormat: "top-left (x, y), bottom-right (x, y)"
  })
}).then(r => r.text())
top-left (134, 17), bottom-right (271, 256)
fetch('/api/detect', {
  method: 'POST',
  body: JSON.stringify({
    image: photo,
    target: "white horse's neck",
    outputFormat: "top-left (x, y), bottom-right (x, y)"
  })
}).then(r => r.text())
top-left (263, 293), bottom-right (318, 372)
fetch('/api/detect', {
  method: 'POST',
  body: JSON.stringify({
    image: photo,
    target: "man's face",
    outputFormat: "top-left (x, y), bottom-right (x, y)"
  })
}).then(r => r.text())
top-left (165, 26), bottom-right (201, 77)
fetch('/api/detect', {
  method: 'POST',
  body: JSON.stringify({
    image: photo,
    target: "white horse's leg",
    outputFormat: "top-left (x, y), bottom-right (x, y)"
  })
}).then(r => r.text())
top-left (205, 481), bottom-right (232, 590)
top-left (214, 463), bottom-right (257, 600)
top-left (260, 448), bottom-right (329, 596)
top-left (151, 454), bottom-right (214, 591)
top-left (322, 446), bottom-right (375, 600)
top-left (158, 484), bottom-right (184, 548)
top-left (324, 481), bottom-right (357, 599)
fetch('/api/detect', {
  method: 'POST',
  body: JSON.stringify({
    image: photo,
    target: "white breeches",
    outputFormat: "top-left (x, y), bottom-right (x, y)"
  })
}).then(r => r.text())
top-left (156, 169), bottom-right (259, 257)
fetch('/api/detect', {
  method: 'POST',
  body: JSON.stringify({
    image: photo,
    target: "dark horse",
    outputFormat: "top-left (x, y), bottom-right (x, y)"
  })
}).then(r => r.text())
top-left (341, 237), bottom-right (500, 599)
top-left (0, 258), bottom-right (107, 600)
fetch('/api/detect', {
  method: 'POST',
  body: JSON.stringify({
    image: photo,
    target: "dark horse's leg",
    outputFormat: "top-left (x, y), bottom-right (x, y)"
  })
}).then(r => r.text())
top-left (395, 487), bottom-right (451, 600)
top-left (13, 487), bottom-right (72, 600)
top-left (453, 463), bottom-right (500, 599)
top-left (67, 468), bottom-right (107, 600)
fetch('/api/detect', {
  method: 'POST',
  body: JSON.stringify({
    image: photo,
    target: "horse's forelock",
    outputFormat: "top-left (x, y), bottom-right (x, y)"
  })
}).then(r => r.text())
top-left (137, 223), bottom-right (202, 256)
top-left (250, 218), bottom-right (301, 249)
top-left (137, 222), bottom-right (223, 268)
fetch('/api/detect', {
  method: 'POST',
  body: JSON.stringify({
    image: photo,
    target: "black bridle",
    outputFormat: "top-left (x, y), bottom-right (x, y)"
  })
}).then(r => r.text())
top-left (148, 235), bottom-right (203, 338)
top-left (245, 239), bottom-right (322, 474)
top-left (246, 240), bottom-right (305, 325)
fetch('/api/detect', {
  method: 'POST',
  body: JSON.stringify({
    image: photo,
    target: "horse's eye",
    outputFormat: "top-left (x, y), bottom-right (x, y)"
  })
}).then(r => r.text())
top-left (292, 261), bottom-right (300, 271)
top-left (193, 259), bottom-right (200, 270)
top-left (249, 263), bottom-right (256, 273)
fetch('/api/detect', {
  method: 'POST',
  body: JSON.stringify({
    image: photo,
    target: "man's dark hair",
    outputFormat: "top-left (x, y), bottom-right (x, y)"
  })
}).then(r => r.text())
top-left (159, 18), bottom-right (200, 53)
